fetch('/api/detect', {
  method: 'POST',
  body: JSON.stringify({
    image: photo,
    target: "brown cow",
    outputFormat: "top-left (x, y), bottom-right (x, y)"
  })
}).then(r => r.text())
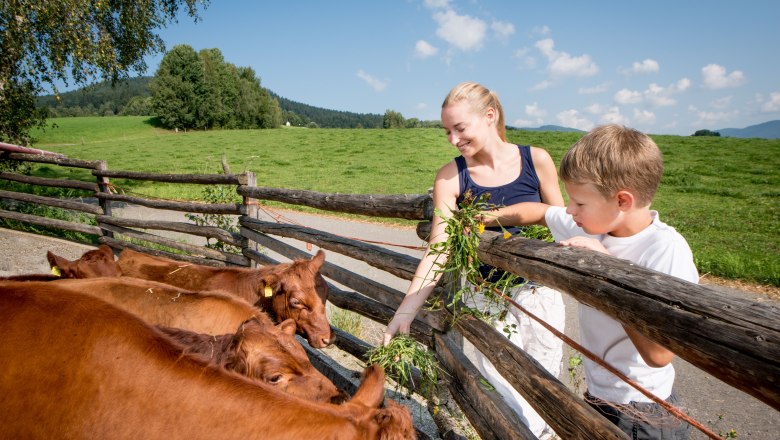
top-left (159, 320), bottom-right (347, 403)
top-left (2, 277), bottom-right (343, 402)
top-left (47, 244), bottom-right (120, 278)
top-left (117, 248), bottom-right (334, 348)
top-left (0, 283), bottom-right (416, 440)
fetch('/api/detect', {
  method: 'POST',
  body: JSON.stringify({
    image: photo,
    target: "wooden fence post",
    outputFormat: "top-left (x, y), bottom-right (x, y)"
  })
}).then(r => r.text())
top-left (95, 160), bottom-right (113, 239)
top-left (240, 171), bottom-right (259, 268)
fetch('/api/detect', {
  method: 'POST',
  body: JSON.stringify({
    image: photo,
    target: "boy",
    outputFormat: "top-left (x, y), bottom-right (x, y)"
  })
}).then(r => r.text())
top-left (485, 124), bottom-right (697, 439)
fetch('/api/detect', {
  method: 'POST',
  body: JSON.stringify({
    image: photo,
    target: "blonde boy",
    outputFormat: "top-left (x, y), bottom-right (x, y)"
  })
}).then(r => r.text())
top-left (487, 124), bottom-right (697, 439)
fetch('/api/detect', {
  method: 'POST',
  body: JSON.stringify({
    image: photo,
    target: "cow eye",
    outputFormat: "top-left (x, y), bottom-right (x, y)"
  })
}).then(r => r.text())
top-left (289, 297), bottom-right (305, 309)
top-left (268, 374), bottom-right (283, 384)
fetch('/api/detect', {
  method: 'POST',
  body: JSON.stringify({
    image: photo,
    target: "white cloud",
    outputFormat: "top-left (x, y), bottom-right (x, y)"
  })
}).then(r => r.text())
top-left (578, 83), bottom-right (609, 94)
top-left (514, 118), bottom-right (544, 128)
top-left (514, 48), bottom-right (536, 69)
top-left (424, 0), bottom-right (450, 9)
top-left (557, 109), bottom-right (594, 131)
top-left (530, 80), bottom-right (552, 91)
top-left (525, 102), bottom-right (547, 118)
top-left (711, 96), bottom-right (732, 110)
top-left (535, 38), bottom-right (598, 77)
top-left (643, 79), bottom-right (690, 107)
top-left (414, 40), bottom-right (438, 58)
top-left (614, 88), bottom-right (643, 105)
top-left (619, 59), bottom-right (659, 75)
top-left (585, 103), bottom-right (606, 115)
top-left (600, 107), bottom-right (629, 125)
top-left (702, 64), bottom-right (745, 89)
top-left (416, 102), bottom-right (428, 111)
top-left (761, 92), bottom-right (780, 113)
top-left (491, 20), bottom-right (515, 42)
top-left (692, 108), bottom-right (739, 126)
top-left (532, 25), bottom-right (551, 36)
top-left (633, 108), bottom-right (656, 125)
top-left (356, 70), bottom-right (388, 92)
top-left (434, 10), bottom-right (486, 51)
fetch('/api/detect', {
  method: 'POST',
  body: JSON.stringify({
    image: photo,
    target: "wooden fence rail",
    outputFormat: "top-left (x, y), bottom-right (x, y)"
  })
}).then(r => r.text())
top-left (2, 152), bottom-right (778, 440)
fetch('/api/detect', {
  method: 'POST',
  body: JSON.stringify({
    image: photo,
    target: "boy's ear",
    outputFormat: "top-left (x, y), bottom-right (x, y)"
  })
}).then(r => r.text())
top-left (616, 190), bottom-right (634, 210)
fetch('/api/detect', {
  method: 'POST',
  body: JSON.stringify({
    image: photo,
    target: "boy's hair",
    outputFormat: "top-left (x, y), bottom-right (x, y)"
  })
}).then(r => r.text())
top-left (560, 124), bottom-right (663, 206)
top-left (442, 82), bottom-right (507, 141)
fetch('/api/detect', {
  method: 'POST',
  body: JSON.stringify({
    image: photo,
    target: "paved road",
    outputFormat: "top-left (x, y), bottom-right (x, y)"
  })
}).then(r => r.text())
top-left (2, 205), bottom-right (777, 439)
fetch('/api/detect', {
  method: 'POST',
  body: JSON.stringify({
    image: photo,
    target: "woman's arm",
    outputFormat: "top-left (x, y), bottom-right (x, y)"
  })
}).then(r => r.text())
top-left (531, 146), bottom-right (564, 207)
top-left (382, 161), bottom-right (460, 345)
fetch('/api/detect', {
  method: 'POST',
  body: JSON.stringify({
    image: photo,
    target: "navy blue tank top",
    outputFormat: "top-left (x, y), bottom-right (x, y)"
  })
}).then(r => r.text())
top-left (455, 145), bottom-right (541, 283)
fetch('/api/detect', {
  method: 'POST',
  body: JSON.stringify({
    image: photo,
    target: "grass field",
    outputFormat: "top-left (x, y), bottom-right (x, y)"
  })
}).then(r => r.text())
top-left (24, 116), bottom-right (780, 286)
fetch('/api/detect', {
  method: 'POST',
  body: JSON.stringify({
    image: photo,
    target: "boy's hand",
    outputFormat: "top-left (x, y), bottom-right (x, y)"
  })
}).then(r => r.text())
top-left (560, 236), bottom-right (609, 254)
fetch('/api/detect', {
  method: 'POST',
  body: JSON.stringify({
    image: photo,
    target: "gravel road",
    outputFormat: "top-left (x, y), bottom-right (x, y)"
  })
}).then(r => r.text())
top-left (1, 204), bottom-right (777, 439)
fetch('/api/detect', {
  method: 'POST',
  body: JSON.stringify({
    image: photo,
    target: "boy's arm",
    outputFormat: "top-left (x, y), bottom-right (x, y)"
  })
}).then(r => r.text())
top-left (482, 202), bottom-right (551, 227)
top-left (623, 327), bottom-right (675, 367)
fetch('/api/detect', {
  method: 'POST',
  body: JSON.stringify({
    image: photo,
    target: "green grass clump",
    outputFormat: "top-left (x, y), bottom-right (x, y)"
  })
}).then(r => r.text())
top-left (366, 334), bottom-right (443, 401)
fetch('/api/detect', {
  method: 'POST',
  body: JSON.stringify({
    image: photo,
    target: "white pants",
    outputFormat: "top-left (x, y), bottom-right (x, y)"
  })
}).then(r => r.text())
top-left (463, 284), bottom-right (566, 438)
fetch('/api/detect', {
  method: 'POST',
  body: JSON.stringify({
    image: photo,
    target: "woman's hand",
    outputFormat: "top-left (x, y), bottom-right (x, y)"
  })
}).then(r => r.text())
top-left (382, 312), bottom-right (415, 346)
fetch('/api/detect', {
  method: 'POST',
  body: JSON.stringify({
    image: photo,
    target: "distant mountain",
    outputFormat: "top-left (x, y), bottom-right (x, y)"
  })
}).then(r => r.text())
top-left (512, 124), bottom-right (585, 133)
top-left (716, 120), bottom-right (780, 139)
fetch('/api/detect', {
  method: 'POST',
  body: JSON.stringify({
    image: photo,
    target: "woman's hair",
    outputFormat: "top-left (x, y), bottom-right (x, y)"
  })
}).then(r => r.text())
top-left (442, 82), bottom-right (506, 141)
top-left (559, 124), bottom-right (663, 206)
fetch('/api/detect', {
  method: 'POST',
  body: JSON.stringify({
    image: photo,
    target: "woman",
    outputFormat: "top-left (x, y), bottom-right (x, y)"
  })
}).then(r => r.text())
top-left (382, 82), bottom-right (565, 439)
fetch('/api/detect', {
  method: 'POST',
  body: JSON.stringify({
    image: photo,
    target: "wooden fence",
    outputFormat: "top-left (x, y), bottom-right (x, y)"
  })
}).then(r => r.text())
top-left (1, 151), bottom-right (778, 440)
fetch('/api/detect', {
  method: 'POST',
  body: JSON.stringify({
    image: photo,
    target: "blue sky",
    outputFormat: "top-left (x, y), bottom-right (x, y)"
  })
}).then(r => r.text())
top-left (143, 0), bottom-right (780, 135)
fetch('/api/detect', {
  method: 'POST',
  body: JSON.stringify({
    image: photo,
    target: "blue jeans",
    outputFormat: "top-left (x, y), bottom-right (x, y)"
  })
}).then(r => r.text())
top-left (585, 390), bottom-right (691, 440)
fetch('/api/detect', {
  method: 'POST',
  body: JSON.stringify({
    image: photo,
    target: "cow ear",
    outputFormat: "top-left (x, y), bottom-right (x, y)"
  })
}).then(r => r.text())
top-left (260, 274), bottom-right (279, 297)
top-left (47, 252), bottom-right (71, 277)
top-left (348, 364), bottom-right (386, 408)
top-left (310, 250), bottom-right (325, 271)
top-left (278, 319), bottom-right (297, 336)
top-left (98, 244), bottom-right (115, 259)
top-left (47, 251), bottom-right (65, 269)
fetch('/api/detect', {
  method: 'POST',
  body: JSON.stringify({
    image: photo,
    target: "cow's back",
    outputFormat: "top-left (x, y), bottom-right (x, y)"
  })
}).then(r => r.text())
top-left (37, 277), bottom-right (261, 334)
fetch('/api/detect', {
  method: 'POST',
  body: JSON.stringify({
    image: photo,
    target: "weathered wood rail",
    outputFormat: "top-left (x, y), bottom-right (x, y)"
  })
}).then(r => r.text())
top-left (1, 150), bottom-right (778, 440)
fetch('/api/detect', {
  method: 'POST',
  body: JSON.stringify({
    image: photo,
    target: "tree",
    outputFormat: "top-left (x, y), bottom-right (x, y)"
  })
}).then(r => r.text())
top-left (0, 0), bottom-right (206, 144)
top-left (692, 129), bottom-right (721, 137)
top-left (383, 110), bottom-right (405, 129)
top-left (150, 45), bottom-right (202, 130)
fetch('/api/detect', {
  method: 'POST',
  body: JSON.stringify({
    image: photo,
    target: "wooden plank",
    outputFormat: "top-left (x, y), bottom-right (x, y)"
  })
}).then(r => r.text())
top-left (97, 215), bottom-right (243, 247)
top-left (0, 152), bottom-right (101, 169)
top-left (0, 190), bottom-right (103, 215)
top-left (435, 332), bottom-right (538, 440)
top-left (240, 217), bottom-right (419, 280)
top-left (101, 237), bottom-right (230, 267)
top-left (0, 209), bottom-right (101, 236)
top-left (476, 231), bottom-right (780, 411)
top-left (237, 186), bottom-right (433, 220)
top-left (99, 223), bottom-right (247, 266)
top-left (92, 169), bottom-right (244, 185)
top-left (0, 171), bottom-right (97, 191)
top-left (95, 193), bottom-right (241, 215)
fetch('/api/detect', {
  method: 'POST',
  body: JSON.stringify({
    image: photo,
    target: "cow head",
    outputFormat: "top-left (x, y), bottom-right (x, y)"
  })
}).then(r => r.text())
top-left (224, 317), bottom-right (346, 403)
top-left (343, 365), bottom-right (417, 440)
top-left (259, 250), bottom-right (334, 348)
top-left (47, 244), bottom-right (121, 278)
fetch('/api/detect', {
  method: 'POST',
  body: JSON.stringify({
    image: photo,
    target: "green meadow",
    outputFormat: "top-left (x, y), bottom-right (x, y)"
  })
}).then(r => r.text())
top-left (26, 117), bottom-right (780, 286)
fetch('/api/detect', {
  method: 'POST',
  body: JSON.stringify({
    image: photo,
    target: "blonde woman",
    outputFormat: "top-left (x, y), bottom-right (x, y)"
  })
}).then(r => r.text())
top-left (383, 82), bottom-right (566, 439)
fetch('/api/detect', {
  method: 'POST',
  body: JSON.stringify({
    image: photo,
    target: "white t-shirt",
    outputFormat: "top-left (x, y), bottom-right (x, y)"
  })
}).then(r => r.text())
top-left (545, 206), bottom-right (699, 403)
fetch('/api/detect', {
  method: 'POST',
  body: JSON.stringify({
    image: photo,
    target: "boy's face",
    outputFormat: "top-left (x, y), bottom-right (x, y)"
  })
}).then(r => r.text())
top-left (564, 182), bottom-right (622, 236)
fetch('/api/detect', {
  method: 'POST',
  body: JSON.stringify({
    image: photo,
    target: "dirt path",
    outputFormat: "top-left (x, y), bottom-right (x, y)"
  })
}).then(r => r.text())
top-left (1, 205), bottom-right (778, 439)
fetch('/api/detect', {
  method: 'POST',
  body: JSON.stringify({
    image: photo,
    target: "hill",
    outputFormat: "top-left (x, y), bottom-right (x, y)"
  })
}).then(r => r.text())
top-left (37, 77), bottom-right (385, 129)
top-left (512, 124), bottom-right (585, 133)
top-left (716, 120), bottom-right (780, 139)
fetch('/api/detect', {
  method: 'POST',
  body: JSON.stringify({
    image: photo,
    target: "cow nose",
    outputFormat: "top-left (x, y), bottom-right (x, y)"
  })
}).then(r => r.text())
top-left (322, 332), bottom-right (337, 347)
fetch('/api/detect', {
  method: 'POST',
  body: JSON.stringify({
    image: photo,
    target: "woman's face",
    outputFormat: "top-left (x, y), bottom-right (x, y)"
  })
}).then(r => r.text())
top-left (441, 101), bottom-right (494, 158)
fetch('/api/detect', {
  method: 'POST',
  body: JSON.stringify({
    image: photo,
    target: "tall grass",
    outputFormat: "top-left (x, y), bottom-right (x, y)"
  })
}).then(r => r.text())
top-left (27, 117), bottom-right (780, 286)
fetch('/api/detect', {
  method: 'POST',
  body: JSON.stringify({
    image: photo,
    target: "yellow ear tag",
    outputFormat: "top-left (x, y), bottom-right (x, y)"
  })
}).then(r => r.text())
top-left (263, 286), bottom-right (273, 297)
top-left (51, 266), bottom-right (61, 277)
